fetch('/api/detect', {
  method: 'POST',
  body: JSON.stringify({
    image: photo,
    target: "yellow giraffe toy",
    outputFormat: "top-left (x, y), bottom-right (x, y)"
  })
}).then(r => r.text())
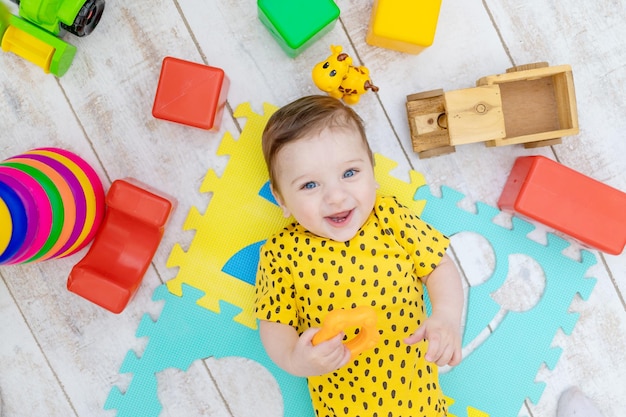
top-left (312, 45), bottom-right (379, 105)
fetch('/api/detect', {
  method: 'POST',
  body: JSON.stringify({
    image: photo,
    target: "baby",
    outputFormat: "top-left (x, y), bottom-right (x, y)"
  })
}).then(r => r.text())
top-left (255, 95), bottom-right (464, 416)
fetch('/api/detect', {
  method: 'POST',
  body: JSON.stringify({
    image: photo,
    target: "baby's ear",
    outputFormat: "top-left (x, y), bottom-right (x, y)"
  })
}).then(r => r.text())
top-left (270, 185), bottom-right (291, 218)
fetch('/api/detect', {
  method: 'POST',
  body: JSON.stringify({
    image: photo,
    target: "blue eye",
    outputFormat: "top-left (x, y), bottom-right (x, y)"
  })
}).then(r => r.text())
top-left (303, 182), bottom-right (317, 189)
top-left (343, 169), bottom-right (356, 178)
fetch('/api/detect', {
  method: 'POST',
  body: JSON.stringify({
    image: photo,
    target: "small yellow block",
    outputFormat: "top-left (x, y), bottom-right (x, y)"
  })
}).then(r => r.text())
top-left (366, 0), bottom-right (442, 54)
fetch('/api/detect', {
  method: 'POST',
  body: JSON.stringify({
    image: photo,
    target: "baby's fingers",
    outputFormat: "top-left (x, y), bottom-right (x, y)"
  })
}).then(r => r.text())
top-left (334, 344), bottom-right (352, 368)
top-left (449, 345), bottom-right (462, 366)
top-left (315, 334), bottom-right (351, 371)
top-left (431, 343), bottom-right (455, 366)
top-left (403, 325), bottom-right (427, 345)
top-left (424, 333), bottom-right (440, 363)
top-left (300, 327), bottom-right (323, 345)
top-left (427, 336), bottom-right (462, 366)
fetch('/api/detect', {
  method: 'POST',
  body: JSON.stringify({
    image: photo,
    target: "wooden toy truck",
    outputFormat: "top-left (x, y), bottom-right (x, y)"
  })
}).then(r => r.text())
top-left (406, 63), bottom-right (579, 158)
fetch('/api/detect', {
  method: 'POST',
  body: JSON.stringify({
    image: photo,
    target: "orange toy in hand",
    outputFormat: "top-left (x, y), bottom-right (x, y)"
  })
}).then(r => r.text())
top-left (312, 306), bottom-right (380, 360)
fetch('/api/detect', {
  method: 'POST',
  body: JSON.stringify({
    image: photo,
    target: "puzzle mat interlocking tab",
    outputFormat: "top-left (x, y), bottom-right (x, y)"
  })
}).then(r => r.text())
top-left (105, 102), bottom-right (597, 417)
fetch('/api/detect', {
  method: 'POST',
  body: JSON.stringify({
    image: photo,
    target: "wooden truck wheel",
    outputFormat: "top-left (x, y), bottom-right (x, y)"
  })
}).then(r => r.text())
top-left (523, 138), bottom-right (563, 149)
top-left (418, 145), bottom-right (456, 159)
top-left (506, 62), bottom-right (549, 73)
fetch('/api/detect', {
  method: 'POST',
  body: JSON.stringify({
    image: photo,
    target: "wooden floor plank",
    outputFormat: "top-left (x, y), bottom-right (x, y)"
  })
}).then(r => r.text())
top-left (0, 275), bottom-right (77, 416)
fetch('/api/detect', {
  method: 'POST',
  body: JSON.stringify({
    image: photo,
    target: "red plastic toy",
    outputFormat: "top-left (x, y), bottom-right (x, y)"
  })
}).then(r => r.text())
top-left (152, 56), bottom-right (230, 131)
top-left (498, 156), bottom-right (626, 255)
top-left (67, 179), bottom-right (174, 313)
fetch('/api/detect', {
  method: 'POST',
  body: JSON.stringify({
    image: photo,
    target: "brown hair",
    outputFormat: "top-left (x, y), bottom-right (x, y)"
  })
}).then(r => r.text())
top-left (262, 95), bottom-right (372, 192)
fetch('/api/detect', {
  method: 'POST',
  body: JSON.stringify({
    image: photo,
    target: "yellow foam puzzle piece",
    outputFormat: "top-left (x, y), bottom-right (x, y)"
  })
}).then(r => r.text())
top-left (166, 102), bottom-right (283, 328)
top-left (374, 153), bottom-right (427, 215)
top-left (445, 397), bottom-right (490, 417)
top-left (468, 407), bottom-right (490, 417)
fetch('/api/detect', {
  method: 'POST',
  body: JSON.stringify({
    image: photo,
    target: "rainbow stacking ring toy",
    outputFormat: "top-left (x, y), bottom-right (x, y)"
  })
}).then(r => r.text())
top-left (0, 148), bottom-right (105, 265)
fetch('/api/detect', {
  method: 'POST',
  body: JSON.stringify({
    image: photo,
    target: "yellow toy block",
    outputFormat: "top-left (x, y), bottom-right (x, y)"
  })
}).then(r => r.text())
top-left (366, 0), bottom-right (442, 54)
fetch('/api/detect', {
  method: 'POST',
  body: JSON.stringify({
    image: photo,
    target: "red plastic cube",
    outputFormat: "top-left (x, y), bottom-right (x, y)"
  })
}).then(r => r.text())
top-left (152, 57), bottom-right (230, 130)
top-left (498, 156), bottom-right (626, 255)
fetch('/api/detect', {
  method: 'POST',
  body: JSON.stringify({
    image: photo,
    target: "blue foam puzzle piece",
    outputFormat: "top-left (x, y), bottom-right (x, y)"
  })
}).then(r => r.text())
top-left (415, 185), bottom-right (597, 415)
top-left (104, 284), bottom-right (313, 417)
top-left (222, 241), bottom-right (265, 285)
top-left (259, 181), bottom-right (277, 205)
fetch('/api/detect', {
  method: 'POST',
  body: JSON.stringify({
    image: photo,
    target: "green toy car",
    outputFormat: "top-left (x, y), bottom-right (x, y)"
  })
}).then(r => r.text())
top-left (1, 0), bottom-right (105, 76)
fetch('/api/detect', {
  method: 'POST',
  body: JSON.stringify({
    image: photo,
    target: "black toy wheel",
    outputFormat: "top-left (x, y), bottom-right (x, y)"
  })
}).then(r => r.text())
top-left (61, 0), bottom-right (105, 37)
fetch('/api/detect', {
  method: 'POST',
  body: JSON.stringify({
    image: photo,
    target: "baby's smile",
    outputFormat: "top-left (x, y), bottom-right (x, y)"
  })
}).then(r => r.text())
top-left (326, 209), bottom-right (353, 225)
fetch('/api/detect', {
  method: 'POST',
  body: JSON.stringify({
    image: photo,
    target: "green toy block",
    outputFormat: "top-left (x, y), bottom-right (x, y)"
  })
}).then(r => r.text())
top-left (257, 0), bottom-right (340, 58)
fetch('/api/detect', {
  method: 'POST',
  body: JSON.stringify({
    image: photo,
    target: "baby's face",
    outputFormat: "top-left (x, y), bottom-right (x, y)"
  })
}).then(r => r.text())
top-left (272, 126), bottom-right (378, 242)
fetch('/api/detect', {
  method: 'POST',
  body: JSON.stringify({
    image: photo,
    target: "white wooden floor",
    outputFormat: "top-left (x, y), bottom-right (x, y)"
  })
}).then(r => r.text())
top-left (1, 0), bottom-right (625, 416)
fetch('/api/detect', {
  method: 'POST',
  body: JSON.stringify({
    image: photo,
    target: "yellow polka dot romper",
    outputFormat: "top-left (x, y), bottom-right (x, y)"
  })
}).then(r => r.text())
top-left (255, 194), bottom-right (450, 417)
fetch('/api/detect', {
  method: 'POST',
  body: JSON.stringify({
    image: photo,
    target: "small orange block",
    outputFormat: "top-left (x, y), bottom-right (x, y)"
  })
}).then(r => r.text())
top-left (152, 57), bottom-right (230, 130)
top-left (366, 0), bottom-right (442, 54)
top-left (67, 179), bottom-right (175, 313)
top-left (498, 156), bottom-right (626, 255)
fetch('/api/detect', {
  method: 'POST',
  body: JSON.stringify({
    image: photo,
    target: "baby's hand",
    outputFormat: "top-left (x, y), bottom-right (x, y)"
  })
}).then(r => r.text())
top-left (291, 327), bottom-right (352, 376)
top-left (404, 314), bottom-right (462, 367)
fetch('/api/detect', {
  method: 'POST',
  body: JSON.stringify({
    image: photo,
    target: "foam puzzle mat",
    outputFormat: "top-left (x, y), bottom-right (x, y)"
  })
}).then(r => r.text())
top-left (105, 102), bottom-right (598, 417)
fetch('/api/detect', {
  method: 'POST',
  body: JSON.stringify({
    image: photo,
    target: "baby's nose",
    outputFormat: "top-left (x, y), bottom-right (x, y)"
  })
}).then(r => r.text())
top-left (324, 183), bottom-right (348, 205)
